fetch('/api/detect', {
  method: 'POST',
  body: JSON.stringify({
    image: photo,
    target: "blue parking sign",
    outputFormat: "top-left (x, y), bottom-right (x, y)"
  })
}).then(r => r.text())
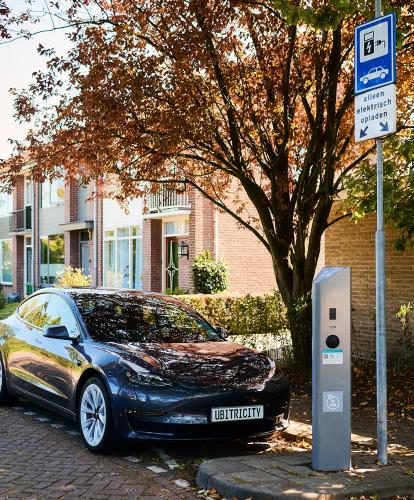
top-left (354, 13), bottom-right (396, 95)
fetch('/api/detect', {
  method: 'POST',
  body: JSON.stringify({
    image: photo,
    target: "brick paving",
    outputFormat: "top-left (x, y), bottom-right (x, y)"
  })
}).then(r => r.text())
top-left (0, 404), bottom-right (197, 500)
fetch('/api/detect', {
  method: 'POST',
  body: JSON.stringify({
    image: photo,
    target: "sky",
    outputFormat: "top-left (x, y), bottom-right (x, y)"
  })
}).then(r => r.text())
top-left (0, 1), bottom-right (72, 159)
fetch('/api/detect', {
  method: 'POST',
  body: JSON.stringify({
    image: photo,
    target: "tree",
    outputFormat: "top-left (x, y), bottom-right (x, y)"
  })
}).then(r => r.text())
top-left (344, 133), bottom-right (414, 251)
top-left (1, 0), bottom-right (413, 366)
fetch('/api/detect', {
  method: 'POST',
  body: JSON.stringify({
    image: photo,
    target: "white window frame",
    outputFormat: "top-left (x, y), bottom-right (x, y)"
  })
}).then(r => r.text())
top-left (162, 217), bottom-right (189, 237)
top-left (0, 239), bottom-right (13, 285)
top-left (24, 177), bottom-right (33, 207)
top-left (103, 226), bottom-right (143, 289)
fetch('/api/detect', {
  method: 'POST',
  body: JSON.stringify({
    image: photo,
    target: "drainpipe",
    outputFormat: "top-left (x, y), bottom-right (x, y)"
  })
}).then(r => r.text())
top-left (31, 180), bottom-right (35, 292)
top-left (93, 180), bottom-right (98, 286)
top-left (214, 209), bottom-right (219, 260)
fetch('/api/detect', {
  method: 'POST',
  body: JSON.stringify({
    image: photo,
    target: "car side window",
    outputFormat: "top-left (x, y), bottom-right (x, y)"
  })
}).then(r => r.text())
top-left (45, 295), bottom-right (79, 337)
top-left (18, 294), bottom-right (51, 328)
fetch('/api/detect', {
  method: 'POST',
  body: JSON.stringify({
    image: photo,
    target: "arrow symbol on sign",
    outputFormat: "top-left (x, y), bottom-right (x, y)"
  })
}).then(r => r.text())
top-left (380, 122), bottom-right (388, 132)
top-left (360, 126), bottom-right (368, 138)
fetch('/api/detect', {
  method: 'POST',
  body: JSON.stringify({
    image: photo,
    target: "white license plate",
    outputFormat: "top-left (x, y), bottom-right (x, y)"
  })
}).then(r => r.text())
top-left (211, 405), bottom-right (264, 422)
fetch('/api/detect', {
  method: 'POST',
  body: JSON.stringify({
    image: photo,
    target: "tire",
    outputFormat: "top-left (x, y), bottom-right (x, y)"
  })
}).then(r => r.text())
top-left (78, 376), bottom-right (114, 453)
top-left (0, 353), bottom-right (16, 405)
top-left (363, 77), bottom-right (368, 84)
top-left (380, 72), bottom-right (386, 79)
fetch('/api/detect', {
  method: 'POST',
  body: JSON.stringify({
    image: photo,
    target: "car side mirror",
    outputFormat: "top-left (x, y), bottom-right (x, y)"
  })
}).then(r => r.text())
top-left (44, 325), bottom-right (72, 340)
top-left (216, 326), bottom-right (229, 339)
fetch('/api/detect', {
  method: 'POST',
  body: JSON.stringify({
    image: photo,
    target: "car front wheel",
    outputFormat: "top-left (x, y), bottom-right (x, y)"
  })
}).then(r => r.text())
top-left (78, 377), bottom-right (114, 453)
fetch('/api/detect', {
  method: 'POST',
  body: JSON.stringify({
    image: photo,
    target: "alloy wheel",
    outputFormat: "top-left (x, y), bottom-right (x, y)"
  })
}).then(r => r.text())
top-left (80, 383), bottom-right (107, 447)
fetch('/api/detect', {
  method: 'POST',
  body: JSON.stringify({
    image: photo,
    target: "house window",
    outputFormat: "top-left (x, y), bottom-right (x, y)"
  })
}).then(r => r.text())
top-left (103, 226), bottom-right (142, 289)
top-left (0, 191), bottom-right (13, 218)
top-left (40, 234), bottom-right (64, 285)
top-left (25, 178), bottom-right (33, 207)
top-left (41, 179), bottom-right (65, 207)
top-left (163, 218), bottom-right (189, 237)
top-left (104, 239), bottom-right (116, 287)
top-left (0, 239), bottom-right (12, 284)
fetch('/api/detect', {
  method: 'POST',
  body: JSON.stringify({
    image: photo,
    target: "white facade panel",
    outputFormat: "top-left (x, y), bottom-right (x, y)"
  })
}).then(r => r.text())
top-left (103, 198), bottom-right (144, 230)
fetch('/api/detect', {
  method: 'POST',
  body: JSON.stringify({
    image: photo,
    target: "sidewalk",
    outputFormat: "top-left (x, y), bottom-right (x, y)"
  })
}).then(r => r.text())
top-left (197, 399), bottom-right (414, 499)
top-left (197, 450), bottom-right (414, 499)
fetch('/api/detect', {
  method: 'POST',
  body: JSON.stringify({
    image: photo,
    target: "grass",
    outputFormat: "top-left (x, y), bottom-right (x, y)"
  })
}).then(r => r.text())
top-left (0, 302), bottom-right (18, 321)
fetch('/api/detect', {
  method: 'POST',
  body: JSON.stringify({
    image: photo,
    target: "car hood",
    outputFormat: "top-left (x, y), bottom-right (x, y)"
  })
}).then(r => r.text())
top-left (104, 341), bottom-right (276, 390)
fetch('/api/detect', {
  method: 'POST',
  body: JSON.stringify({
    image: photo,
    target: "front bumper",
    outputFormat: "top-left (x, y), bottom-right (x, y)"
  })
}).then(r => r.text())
top-left (112, 375), bottom-right (290, 441)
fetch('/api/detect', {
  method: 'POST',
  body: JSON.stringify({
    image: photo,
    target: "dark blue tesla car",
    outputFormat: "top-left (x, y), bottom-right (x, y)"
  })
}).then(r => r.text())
top-left (0, 288), bottom-right (290, 452)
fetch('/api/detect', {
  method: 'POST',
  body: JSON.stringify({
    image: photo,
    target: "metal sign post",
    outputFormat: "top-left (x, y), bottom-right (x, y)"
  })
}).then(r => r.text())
top-left (375, 0), bottom-right (387, 469)
top-left (354, 0), bottom-right (397, 466)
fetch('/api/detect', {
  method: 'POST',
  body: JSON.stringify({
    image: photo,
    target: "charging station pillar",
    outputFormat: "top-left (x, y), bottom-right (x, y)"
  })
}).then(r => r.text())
top-left (312, 267), bottom-right (351, 471)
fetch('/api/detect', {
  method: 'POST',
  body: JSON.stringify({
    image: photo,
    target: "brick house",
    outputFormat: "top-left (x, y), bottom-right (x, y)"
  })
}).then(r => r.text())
top-left (0, 171), bottom-right (277, 299)
top-left (2, 169), bottom-right (407, 358)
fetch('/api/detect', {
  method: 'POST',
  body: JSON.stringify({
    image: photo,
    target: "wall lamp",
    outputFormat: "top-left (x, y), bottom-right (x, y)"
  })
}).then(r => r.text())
top-left (178, 241), bottom-right (189, 259)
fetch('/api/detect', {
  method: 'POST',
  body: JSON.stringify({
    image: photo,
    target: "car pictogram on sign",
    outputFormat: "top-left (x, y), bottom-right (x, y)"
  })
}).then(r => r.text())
top-left (360, 66), bottom-right (389, 85)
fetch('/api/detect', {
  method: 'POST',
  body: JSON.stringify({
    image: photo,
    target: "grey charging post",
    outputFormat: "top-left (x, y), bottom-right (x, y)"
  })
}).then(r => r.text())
top-left (312, 267), bottom-right (351, 471)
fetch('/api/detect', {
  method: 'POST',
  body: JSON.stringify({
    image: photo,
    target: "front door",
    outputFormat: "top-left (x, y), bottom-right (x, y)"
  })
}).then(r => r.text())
top-left (165, 239), bottom-right (179, 292)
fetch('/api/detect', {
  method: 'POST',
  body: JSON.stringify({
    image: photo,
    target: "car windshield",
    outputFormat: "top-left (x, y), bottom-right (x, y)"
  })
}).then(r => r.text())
top-left (70, 292), bottom-right (222, 343)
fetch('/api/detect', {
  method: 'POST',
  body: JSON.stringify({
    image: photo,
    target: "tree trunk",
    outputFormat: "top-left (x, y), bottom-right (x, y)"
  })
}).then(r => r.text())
top-left (272, 242), bottom-right (319, 370)
top-left (287, 296), bottom-right (313, 369)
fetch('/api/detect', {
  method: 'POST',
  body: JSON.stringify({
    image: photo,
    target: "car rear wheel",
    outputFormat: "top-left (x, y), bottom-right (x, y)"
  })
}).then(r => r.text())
top-left (78, 377), bottom-right (114, 453)
top-left (0, 354), bottom-right (16, 405)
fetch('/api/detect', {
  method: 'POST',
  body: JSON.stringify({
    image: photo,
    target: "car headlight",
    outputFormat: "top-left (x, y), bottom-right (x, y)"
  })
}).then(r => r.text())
top-left (120, 360), bottom-right (172, 387)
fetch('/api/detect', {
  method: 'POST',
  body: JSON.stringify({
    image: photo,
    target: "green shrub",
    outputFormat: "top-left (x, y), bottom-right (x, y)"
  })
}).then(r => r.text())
top-left (176, 291), bottom-right (287, 337)
top-left (192, 251), bottom-right (229, 294)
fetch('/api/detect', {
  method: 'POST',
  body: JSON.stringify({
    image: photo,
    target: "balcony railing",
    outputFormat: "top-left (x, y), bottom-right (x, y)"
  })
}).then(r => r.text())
top-left (9, 206), bottom-right (32, 232)
top-left (148, 187), bottom-right (190, 213)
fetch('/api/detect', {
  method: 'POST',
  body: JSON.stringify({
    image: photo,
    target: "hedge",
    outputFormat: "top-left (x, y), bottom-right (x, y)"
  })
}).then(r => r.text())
top-left (175, 292), bottom-right (288, 337)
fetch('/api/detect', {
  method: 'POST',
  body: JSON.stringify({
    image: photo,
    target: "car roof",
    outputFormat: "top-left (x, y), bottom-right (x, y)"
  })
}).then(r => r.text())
top-left (36, 287), bottom-right (187, 307)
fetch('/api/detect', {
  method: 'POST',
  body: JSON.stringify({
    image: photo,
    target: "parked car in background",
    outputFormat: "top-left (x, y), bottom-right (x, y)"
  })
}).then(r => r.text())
top-left (0, 288), bottom-right (290, 452)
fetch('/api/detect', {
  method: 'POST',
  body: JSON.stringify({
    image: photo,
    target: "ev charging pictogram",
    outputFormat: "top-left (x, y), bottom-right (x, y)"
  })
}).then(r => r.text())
top-left (354, 13), bottom-right (396, 95)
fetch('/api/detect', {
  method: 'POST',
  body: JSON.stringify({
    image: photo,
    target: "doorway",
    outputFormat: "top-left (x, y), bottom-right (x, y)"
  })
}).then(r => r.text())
top-left (24, 237), bottom-right (33, 296)
top-left (165, 238), bottom-right (179, 292)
